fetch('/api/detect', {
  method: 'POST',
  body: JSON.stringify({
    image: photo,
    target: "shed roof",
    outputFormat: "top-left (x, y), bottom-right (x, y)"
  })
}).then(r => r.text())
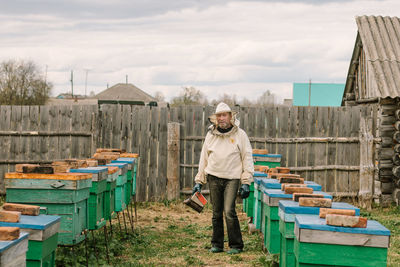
top-left (94, 83), bottom-right (156, 102)
top-left (343, 15), bottom-right (400, 100)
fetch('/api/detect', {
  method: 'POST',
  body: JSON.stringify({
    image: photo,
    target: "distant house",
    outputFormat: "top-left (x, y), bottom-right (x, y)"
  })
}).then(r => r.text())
top-left (94, 83), bottom-right (157, 105)
top-left (341, 15), bottom-right (400, 204)
top-left (293, 83), bottom-right (345, 106)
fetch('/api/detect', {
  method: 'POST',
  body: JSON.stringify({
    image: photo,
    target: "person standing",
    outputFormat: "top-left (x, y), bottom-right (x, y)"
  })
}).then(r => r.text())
top-left (192, 102), bottom-right (254, 254)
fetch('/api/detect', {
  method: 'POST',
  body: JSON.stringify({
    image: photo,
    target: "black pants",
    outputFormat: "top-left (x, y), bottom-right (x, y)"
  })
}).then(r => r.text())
top-left (208, 175), bottom-right (243, 250)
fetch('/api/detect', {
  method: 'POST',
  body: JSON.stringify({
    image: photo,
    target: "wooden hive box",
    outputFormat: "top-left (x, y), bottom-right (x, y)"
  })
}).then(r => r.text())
top-left (105, 163), bottom-right (129, 212)
top-left (69, 167), bottom-right (109, 230)
top-left (262, 189), bottom-right (332, 255)
top-left (294, 214), bottom-right (390, 267)
top-left (253, 153), bottom-right (282, 168)
top-left (101, 166), bottom-right (119, 221)
top-left (0, 232), bottom-right (29, 267)
top-left (112, 158), bottom-right (137, 206)
top-left (0, 214), bottom-right (60, 266)
top-left (5, 172), bottom-right (92, 246)
top-left (278, 201), bottom-right (360, 267)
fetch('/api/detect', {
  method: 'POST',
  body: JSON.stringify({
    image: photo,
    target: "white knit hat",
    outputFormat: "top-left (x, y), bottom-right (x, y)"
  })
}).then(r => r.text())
top-left (214, 102), bottom-right (237, 116)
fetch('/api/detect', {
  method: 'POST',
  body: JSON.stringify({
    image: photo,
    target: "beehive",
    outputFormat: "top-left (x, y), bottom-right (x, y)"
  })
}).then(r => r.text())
top-left (5, 172), bottom-right (92, 245)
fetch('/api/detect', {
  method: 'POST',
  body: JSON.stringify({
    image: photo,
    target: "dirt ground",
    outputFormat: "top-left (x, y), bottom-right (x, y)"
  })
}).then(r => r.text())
top-left (126, 200), bottom-right (272, 266)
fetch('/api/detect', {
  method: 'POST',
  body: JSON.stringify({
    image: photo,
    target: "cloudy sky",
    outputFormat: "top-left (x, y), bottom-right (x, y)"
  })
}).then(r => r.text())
top-left (1, 0), bottom-right (398, 103)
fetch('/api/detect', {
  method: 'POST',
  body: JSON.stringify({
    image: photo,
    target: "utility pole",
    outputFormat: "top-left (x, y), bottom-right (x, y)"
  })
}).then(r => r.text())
top-left (126, 75), bottom-right (128, 84)
top-left (84, 69), bottom-right (89, 97)
top-left (70, 70), bottom-right (74, 97)
top-left (308, 79), bottom-right (312, 107)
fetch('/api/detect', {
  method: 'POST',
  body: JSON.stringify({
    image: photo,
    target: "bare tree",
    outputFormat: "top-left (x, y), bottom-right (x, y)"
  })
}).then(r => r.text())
top-left (211, 93), bottom-right (237, 107)
top-left (154, 91), bottom-right (165, 102)
top-left (171, 86), bottom-right (207, 106)
top-left (256, 90), bottom-right (275, 107)
top-left (0, 59), bottom-right (52, 105)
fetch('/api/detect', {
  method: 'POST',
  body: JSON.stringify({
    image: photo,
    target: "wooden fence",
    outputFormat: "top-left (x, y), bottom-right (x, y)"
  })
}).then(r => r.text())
top-left (0, 104), bottom-right (377, 202)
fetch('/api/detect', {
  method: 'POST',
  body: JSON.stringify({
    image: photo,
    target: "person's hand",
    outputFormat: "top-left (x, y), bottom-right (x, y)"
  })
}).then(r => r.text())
top-left (239, 184), bottom-right (250, 199)
top-left (192, 183), bottom-right (202, 195)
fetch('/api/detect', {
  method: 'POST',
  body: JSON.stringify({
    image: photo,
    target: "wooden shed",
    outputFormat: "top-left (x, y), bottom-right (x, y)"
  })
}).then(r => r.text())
top-left (342, 15), bottom-right (400, 204)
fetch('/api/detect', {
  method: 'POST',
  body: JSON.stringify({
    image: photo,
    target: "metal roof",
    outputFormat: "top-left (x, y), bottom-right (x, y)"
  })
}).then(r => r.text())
top-left (343, 16), bottom-right (400, 100)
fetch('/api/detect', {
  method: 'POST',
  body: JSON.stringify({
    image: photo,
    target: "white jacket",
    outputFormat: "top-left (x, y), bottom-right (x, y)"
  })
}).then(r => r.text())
top-left (194, 119), bottom-right (254, 185)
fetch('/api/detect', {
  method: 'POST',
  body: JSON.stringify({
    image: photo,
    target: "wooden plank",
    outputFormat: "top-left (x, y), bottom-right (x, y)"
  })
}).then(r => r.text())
top-left (20, 106), bottom-right (29, 165)
top-left (137, 107), bottom-right (150, 201)
top-left (293, 193), bottom-right (325, 202)
top-left (28, 106), bottom-right (40, 164)
top-left (299, 197), bottom-right (332, 207)
top-left (167, 122), bottom-right (180, 200)
top-left (58, 106), bottom-right (71, 159)
top-left (0, 227), bottom-right (20, 240)
top-left (110, 104), bottom-right (120, 148)
top-left (0, 211), bottom-right (21, 223)
top-left (148, 107), bottom-right (159, 201)
top-left (287, 107), bottom-right (298, 168)
top-left (0, 106), bottom-right (11, 194)
top-left (254, 107), bottom-right (265, 150)
top-left (70, 105), bottom-right (80, 158)
top-left (349, 106), bottom-right (362, 193)
top-left (297, 107), bottom-right (308, 180)
top-left (10, 106), bottom-right (22, 163)
top-left (326, 214), bottom-right (367, 228)
top-left (177, 106), bottom-right (185, 193)
top-left (192, 106), bottom-right (203, 189)
top-left (46, 106), bottom-right (57, 161)
top-left (306, 107), bottom-right (318, 183)
top-left (298, 228), bottom-right (390, 248)
top-left (184, 106), bottom-right (194, 190)
top-left (278, 107), bottom-right (289, 167)
top-left (131, 106), bottom-right (140, 153)
top-left (284, 187), bottom-right (313, 194)
top-left (319, 208), bottom-right (356, 218)
top-left (336, 107), bottom-right (350, 193)
top-left (326, 107), bottom-right (337, 193)
top-left (121, 104), bottom-right (131, 152)
top-left (3, 203), bottom-right (40, 216)
top-left (158, 108), bottom-right (168, 200)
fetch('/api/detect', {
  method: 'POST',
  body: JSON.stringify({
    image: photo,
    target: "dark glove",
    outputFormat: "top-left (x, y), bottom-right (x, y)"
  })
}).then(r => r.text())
top-left (192, 183), bottom-right (202, 195)
top-left (239, 184), bottom-right (250, 199)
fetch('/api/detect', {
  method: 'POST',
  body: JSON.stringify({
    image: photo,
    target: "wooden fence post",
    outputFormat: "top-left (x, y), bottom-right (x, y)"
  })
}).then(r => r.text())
top-left (167, 122), bottom-right (180, 200)
top-left (359, 116), bottom-right (374, 209)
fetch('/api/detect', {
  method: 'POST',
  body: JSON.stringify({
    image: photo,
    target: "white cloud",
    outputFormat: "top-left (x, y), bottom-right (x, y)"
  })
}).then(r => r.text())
top-left (0, 0), bottom-right (399, 103)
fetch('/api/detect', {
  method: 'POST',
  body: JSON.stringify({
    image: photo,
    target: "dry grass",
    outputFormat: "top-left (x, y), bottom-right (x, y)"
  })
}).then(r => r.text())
top-left (124, 200), bottom-right (273, 266)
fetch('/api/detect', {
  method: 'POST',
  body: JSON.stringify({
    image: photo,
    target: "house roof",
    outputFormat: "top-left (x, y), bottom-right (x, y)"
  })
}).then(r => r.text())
top-left (343, 15), bottom-right (400, 100)
top-left (94, 83), bottom-right (156, 102)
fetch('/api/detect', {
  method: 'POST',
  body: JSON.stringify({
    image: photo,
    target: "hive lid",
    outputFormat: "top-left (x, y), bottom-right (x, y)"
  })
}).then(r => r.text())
top-left (106, 163), bottom-right (128, 168)
top-left (254, 171), bottom-right (268, 177)
top-left (69, 167), bottom-right (108, 174)
top-left (113, 158), bottom-right (136, 164)
top-left (5, 172), bottom-right (92, 181)
top-left (263, 189), bottom-right (332, 199)
top-left (279, 200), bottom-right (360, 215)
top-left (0, 215), bottom-right (61, 230)
top-left (0, 232), bottom-right (29, 252)
top-left (295, 214), bottom-right (390, 236)
top-left (252, 154), bottom-right (281, 158)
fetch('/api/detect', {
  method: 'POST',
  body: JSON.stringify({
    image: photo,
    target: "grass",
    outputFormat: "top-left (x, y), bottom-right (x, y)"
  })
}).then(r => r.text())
top-left (49, 199), bottom-right (400, 266)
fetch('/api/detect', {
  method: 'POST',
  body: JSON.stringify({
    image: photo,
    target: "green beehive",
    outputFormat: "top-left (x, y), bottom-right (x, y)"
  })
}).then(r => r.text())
top-left (106, 163), bottom-right (128, 212)
top-left (112, 157), bottom-right (136, 206)
top-left (253, 153), bottom-right (281, 168)
top-left (0, 214), bottom-right (61, 267)
top-left (262, 189), bottom-right (332, 255)
top-left (278, 200), bottom-right (359, 267)
top-left (5, 172), bottom-right (92, 245)
top-left (69, 167), bottom-right (108, 230)
top-left (294, 214), bottom-right (390, 267)
top-left (99, 166), bottom-right (118, 220)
